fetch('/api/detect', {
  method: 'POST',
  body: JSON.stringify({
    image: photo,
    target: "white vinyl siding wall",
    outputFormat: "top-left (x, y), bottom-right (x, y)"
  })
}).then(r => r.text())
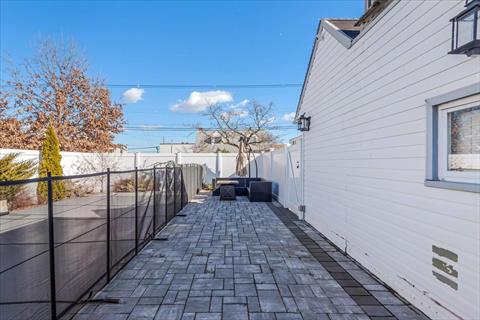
top-left (298, 1), bottom-right (480, 319)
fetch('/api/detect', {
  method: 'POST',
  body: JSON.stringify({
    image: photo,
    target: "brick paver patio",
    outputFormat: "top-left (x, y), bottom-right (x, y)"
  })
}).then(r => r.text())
top-left (74, 194), bottom-right (428, 320)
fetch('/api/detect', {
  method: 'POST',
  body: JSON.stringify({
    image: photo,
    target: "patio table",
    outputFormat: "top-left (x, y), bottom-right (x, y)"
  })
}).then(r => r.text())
top-left (217, 180), bottom-right (239, 200)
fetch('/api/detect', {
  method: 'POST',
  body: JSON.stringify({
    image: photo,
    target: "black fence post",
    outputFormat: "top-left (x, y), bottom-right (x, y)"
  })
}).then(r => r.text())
top-left (106, 168), bottom-right (111, 281)
top-left (191, 165), bottom-right (194, 199)
top-left (47, 172), bottom-right (57, 320)
top-left (189, 166), bottom-right (192, 200)
top-left (134, 167), bottom-right (138, 255)
top-left (194, 165), bottom-right (197, 194)
top-left (153, 166), bottom-right (156, 234)
top-left (190, 165), bottom-right (193, 200)
top-left (180, 165), bottom-right (184, 209)
top-left (196, 165), bottom-right (199, 194)
top-left (173, 164), bottom-right (177, 215)
top-left (165, 166), bottom-right (168, 223)
top-left (195, 165), bottom-right (198, 193)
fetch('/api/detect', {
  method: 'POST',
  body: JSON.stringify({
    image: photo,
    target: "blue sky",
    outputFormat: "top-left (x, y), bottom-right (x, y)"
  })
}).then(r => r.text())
top-left (1, 0), bottom-right (363, 151)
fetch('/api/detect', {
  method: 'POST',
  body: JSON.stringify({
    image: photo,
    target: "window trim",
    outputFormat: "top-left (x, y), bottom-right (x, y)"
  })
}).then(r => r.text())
top-left (437, 100), bottom-right (480, 183)
top-left (425, 83), bottom-right (480, 193)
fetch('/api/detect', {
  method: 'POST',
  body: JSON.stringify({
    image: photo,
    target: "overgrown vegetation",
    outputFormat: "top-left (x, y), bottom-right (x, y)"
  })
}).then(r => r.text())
top-left (112, 173), bottom-right (152, 193)
top-left (0, 153), bottom-right (36, 210)
top-left (37, 125), bottom-right (65, 202)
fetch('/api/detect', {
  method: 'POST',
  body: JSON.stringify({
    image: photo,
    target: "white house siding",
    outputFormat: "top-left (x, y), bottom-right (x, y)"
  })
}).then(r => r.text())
top-left (298, 1), bottom-right (480, 319)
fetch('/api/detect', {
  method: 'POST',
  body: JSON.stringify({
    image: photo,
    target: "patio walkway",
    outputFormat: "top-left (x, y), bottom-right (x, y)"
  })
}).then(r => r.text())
top-left (74, 194), bottom-right (428, 320)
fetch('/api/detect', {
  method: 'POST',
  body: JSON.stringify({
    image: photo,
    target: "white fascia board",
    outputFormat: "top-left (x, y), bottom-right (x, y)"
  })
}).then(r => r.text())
top-left (321, 19), bottom-right (355, 49)
top-left (295, 19), bottom-right (353, 120)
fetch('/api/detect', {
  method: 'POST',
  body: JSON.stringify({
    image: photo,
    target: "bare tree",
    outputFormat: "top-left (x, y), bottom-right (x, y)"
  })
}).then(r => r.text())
top-left (73, 152), bottom-right (121, 192)
top-left (0, 38), bottom-right (124, 151)
top-left (0, 92), bottom-right (29, 148)
top-left (198, 101), bottom-right (277, 153)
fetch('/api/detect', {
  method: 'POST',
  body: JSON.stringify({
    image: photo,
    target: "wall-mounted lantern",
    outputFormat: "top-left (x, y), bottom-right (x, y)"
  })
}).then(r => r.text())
top-left (450, 0), bottom-right (480, 56)
top-left (297, 113), bottom-right (311, 132)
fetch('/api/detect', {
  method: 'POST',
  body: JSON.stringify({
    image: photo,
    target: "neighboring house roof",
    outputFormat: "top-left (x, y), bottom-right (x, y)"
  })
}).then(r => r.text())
top-left (294, 1), bottom-right (398, 119)
top-left (157, 142), bottom-right (195, 153)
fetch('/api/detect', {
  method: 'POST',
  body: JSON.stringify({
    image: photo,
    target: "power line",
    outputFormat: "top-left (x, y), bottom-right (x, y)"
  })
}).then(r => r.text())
top-left (123, 129), bottom-right (297, 131)
top-left (124, 128), bottom-right (297, 132)
top-left (0, 83), bottom-right (302, 89)
top-left (126, 108), bottom-right (297, 115)
top-left (107, 83), bottom-right (302, 89)
top-left (125, 125), bottom-right (296, 128)
top-left (124, 125), bottom-right (297, 132)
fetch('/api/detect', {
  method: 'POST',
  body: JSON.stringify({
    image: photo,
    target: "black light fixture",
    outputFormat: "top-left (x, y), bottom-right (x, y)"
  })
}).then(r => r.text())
top-left (297, 113), bottom-right (311, 132)
top-left (450, 0), bottom-right (480, 56)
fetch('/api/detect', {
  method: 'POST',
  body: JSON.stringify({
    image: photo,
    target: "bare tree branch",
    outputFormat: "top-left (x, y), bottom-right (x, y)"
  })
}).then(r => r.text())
top-left (0, 38), bottom-right (124, 151)
top-left (199, 100), bottom-right (278, 152)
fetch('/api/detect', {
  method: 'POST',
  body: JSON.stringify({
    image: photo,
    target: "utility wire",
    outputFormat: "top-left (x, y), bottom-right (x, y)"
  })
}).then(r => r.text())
top-left (107, 83), bottom-right (302, 89)
top-left (0, 83), bottom-right (302, 89)
top-left (124, 126), bottom-right (297, 132)
top-left (125, 125), bottom-right (296, 128)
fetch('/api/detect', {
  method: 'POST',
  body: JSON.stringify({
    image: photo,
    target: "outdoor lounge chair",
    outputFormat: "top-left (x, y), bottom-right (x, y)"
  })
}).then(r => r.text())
top-left (213, 177), bottom-right (272, 202)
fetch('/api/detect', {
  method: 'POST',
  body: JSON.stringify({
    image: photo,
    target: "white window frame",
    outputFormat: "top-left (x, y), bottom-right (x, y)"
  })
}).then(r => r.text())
top-left (437, 95), bottom-right (480, 184)
top-left (424, 82), bottom-right (480, 194)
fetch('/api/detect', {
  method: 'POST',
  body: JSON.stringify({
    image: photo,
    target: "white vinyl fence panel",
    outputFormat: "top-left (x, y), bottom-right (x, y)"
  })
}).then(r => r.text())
top-left (256, 139), bottom-right (304, 216)
top-left (0, 149), bottom-right (263, 185)
top-left (1, 148), bottom-right (303, 204)
top-left (270, 149), bottom-right (287, 205)
top-left (285, 140), bottom-right (303, 216)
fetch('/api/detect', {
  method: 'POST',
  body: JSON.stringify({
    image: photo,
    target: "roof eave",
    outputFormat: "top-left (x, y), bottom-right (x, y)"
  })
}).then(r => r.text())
top-left (294, 19), bottom-right (355, 121)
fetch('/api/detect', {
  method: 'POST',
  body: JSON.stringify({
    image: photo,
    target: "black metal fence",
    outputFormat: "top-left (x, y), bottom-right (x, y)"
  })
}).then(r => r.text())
top-left (0, 162), bottom-right (203, 320)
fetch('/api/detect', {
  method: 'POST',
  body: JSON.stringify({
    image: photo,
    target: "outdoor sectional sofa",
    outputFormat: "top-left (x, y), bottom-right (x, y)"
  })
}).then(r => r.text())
top-left (212, 177), bottom-right (272, 202)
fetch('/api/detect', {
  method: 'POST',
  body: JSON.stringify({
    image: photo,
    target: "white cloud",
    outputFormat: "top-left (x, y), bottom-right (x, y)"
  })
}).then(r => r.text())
top-left (171, 90), bottom-right (233, 113)
top-left (282, 112), bottom-right (296, 122)
top-left (220, 112), bottom-right (230, 120)
top-left (230, 99), bottom-right (250, 109)
top-left (260, 116), bottom-right (276, 126)
top-left (122, 88), bottom-right (145, 103)
top-left (282, 112), bottom-right (295, 122)
top-left (235, 109), bottom-right (249, 118)
top-left (229, 109), bottom-right (248, 118)
top-left (227, 100), bottom-right (250, 118)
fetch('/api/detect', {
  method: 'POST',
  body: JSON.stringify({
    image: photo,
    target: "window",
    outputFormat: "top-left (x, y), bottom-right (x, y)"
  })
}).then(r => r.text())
top-left (438, 97), bottom-right (480, 183)
top-left (426, 85), bottom-right (480, 192)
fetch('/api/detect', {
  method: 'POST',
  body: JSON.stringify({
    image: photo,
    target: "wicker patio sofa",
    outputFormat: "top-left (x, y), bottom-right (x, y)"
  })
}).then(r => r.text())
top-left (212, 177), bottom-right (272, 202)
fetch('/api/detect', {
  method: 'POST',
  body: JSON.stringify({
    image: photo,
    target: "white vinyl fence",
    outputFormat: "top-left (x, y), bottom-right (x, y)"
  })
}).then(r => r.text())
top-left (1, 142), bottom-right (304, 212)
top-left (256, 137), bottom-right (304, 216)
top-left (0, 149), bottom-right (257, 185)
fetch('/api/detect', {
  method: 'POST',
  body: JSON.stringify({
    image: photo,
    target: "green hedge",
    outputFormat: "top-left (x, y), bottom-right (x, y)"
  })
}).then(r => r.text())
top-left (0, 153), bottom-right (36, 209)
top-left (37, 125), bottom-right (65, 202)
